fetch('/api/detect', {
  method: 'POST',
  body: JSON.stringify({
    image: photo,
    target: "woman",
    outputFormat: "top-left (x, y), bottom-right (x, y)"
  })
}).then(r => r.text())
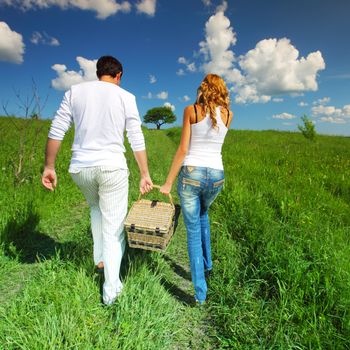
top-left (160, 74), bottom-right (233, 305)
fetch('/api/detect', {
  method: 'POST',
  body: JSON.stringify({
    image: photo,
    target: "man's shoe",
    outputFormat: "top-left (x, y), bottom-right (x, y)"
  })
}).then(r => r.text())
top-left (95, 266), bottom-right (104, 274)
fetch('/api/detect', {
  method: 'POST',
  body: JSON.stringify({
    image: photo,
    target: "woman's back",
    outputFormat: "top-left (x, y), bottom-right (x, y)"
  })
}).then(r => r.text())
top-left (183, 105), bottom-right (229, 170)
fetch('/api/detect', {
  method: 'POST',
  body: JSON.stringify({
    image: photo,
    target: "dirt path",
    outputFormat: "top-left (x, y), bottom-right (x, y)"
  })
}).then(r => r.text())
top-left (162, 220), bottom-right (219, 350)
top-left (0, 203), bottom-right (219, 349)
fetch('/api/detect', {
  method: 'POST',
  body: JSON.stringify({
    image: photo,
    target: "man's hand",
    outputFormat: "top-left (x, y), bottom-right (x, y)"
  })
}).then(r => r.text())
top-left (42, 167), bottom-right (57, 191)
top-left (140, 175), bottom-right (153, 195)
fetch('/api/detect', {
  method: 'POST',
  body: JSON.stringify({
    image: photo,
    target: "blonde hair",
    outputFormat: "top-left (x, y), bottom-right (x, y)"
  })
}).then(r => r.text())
top-left (196, 74), bottom-right (230, 129)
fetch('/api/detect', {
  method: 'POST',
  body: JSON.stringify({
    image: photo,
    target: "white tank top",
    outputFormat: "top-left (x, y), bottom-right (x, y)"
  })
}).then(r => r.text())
top-left (183, 106), bottom-right (228, 170)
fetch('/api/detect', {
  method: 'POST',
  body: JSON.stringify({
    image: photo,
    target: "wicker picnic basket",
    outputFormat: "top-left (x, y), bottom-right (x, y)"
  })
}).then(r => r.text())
top-left (125, 185), bottom-right (176, 252)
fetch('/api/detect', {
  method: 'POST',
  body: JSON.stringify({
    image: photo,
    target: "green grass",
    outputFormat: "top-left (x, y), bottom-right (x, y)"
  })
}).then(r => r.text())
top-left (0, 117), bottom-right (349, 349)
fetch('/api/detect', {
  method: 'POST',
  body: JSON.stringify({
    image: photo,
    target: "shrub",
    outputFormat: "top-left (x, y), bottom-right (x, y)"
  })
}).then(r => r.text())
top-left (298, 115), bottom-right (316, 141)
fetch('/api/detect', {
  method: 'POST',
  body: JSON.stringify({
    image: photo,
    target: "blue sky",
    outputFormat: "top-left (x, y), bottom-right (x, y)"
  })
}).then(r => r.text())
top-left (0, 0), bottom-right (350, 135)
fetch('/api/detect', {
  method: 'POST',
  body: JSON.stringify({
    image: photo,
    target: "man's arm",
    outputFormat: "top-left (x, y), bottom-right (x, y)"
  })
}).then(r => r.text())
top-left (41, 90), bottom-right (72, 191)
top-left (124, 94), bottom-right (153, 193)
top-left (42, 138), bottom-right (61, 191)
top-left (133, 150), bottom-right (153, 194)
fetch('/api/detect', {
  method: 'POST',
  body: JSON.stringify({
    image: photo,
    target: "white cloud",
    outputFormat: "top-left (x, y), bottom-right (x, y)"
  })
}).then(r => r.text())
top-left (149, 74), bottom-right (156, 84)
top-left (142, 92), bottom-right (153, 99)
top-left (236, 38), bottom-right (325, 103)
top-left (272, 113), bottom-right (297, 120)
top-left (51, 56), bottom-right (97, 90)
top-left (202, 0), bottom-right (211, 6)
top-left (176, 69), bottom-right (185, 76)
top-left (187, 62), bottom-right (196, 72)
top-left (216, 0), bottom-right (227, 12)
top-left (298, 101), bottom-right (308, 107)
top-left (1, 0), bottom-right (131, 19)
top-left (31, 31), bottom-right (60, 46)
top-left (164, 102), bottom-right (175, 111)
top-left (0, 21), bottom-right (25, 64)
top-left (136, 0), bottom-right (156, 16)
top-left (234, 85), bottom-right (271, 104)
top-left (311, 104), bottom-right (350, 120)
top-left (199, 9), bottom-right (238, 80)
top-left (191, 7), bottom-right (325, 105)
top-left (273, 98), bottom-right (283, 103)
top-left (182, 95), bottom-right (190, 102)
top-left (157, 91), bottom-right (168, 100)
top-left (142, 91), bottom-right (168, 100)
top-left (319, 117), bottom-right (346, 124)
top-left (178, 56), bottom-right (196, 73)
top-left (178, 56), bottom-right (188, 64)
top-left (313, 97), bottom-right (330, 105)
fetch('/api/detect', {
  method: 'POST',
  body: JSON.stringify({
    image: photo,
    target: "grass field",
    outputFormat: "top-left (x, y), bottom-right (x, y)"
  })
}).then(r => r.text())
top-left (0, 116), bottom-right (349, 349)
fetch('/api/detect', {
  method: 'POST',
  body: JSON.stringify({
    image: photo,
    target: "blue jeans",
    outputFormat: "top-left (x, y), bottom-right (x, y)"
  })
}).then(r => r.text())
top-left (177, 166), bottom-right (225, 303)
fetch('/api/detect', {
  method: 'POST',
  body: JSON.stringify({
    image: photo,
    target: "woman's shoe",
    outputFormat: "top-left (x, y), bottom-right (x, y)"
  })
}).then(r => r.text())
top-left (195, 299), bottom-right (206, 307)
top-left (205, 269), bottom-right (212, 279)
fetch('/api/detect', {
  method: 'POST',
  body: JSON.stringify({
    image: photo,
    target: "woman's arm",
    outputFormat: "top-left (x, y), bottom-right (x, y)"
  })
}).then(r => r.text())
top-left (227, 110), bottom-right (233, 128)
top-left (160, 106), bottom-right (192, 195)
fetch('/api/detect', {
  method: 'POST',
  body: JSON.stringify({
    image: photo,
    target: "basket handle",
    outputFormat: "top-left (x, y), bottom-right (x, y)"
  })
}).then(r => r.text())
top-left (138, 185), bottom-right (174, 206)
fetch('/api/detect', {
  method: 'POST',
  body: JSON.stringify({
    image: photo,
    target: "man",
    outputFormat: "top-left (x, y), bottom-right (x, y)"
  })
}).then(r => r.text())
top-left (42, 55), bottom-right (153, 305)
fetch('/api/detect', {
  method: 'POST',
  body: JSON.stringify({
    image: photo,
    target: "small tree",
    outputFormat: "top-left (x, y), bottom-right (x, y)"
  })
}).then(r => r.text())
top-left (298, 115), bottom-right (316, 141)
top-left (143, 106), bottom-right (176, 130)
top-left (2, 80), bottom-right (49, 184)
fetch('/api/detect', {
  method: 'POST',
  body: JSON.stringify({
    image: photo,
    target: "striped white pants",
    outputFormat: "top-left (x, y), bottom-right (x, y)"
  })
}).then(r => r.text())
top-left (70, 166), bottom-right (129, 305)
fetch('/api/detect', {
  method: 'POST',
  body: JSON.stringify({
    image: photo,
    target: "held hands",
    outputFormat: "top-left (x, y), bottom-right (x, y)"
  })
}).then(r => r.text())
top-left (41, 167), bottom-right (57, 191)
top-left (140, 174), bottom-right (153, 195)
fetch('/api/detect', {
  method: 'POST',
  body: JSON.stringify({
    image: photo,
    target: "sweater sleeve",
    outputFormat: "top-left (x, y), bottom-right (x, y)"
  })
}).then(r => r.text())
top-left (124, 95), bottom-right (145, 152)
top-left (48, 90), bottom-right (73, 140)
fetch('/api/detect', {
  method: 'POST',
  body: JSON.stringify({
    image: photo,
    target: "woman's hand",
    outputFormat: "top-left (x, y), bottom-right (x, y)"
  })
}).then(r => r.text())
top-left (160, 182), bottom-right (172, 196)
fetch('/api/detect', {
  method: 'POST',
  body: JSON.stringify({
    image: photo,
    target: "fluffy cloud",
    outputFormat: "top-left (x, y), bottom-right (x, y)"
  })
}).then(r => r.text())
top-left (31, 31), bottom-right (60, 46)
top-left (273, 98), bottom-right (284, 103)
top-left (319, 117), bottom-right (346, 124)
top-left (149, 74), bottom-right (156, 84)
top-left (199, 8), bottom-right (238, 80)
top-left (311, 104), bottom-right (350, 121)
top-left (188, 6), bottom-right (326, 104)
top-left (187, 62), bottom-right (196, 72)
top-left (142, 91), bottom-right (168, 100)
top-left (0, 0), bottom-right (131, 19)
top-left (164, 102), bottom-right (175, 111)
top-left (313, 97), bottom-right (330, 105)
top-left (178, 56), bottom-right (197, 74)
top-left (202, 0), bottom-right (211, 6)
top-left (298, 101), bottom-right (308, 107)
top-left (51, 56), bottom-right (97, 90)
top-left (176, 68), bottom-right (185, 76)
top-left (142, 92), bottom-right (153, 99)
top-left (216, 0), bottom-right (227, 12)
top-left (236, 38), bottom-right (325, 103)
top-left (136, 0), bottom-right (156, 16)
top-left (272, 113), bottom-right (297, 120)
top-left (178, 56), bottom-right (188, 64)
top-left (157, 91), bottom-right (168, 100)
top-left (181, 95), bottom-right (191, 102)
top-left (0, 21), bottom-right (25, 63)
